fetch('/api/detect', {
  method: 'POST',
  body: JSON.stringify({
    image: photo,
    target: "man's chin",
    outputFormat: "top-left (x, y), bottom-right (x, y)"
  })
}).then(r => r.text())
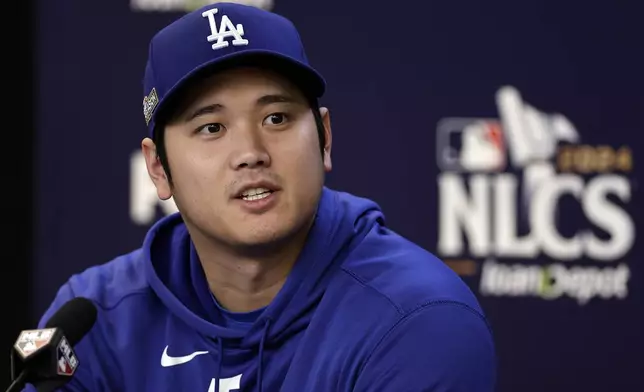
top-left (227, 220), bottom-right (310, 255)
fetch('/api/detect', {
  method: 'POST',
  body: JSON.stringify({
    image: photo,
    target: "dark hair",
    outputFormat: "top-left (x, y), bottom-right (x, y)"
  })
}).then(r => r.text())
top-left (153, 95), bottom-right (326, 185)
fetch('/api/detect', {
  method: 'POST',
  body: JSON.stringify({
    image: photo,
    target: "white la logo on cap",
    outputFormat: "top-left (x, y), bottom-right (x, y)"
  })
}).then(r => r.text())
top-left (202, 8), bottom-right (249, 50)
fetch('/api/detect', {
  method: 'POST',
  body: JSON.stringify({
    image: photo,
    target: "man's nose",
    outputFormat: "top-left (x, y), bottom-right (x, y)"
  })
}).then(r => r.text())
top-left (229, 128), bottom-right (271, 170)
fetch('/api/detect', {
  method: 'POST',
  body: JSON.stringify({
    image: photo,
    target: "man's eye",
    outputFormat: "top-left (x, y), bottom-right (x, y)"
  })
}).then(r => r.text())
top-left (263, 113), bottom-right (288, 126)
top-left (196, 123), bottom-right (224, 134)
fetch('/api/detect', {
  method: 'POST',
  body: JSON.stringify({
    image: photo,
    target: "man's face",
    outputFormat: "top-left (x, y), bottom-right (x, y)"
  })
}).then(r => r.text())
top-left (143, 66), bottom-right (332, 249)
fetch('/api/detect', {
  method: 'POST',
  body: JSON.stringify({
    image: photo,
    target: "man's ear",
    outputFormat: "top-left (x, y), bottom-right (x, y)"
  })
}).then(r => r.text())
top-left (319, 107), bottom-right (332, 172)
top-left (141, 137), bottom-right (172, 200)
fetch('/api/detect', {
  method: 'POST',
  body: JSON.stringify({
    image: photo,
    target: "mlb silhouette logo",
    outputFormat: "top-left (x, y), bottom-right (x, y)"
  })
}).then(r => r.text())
top-left (436, 117), bottom-right (506, 172)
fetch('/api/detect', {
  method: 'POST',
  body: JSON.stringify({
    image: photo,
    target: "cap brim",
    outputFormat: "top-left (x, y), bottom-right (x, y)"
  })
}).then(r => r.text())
top-left (152, 50), bottom-right (326, 129)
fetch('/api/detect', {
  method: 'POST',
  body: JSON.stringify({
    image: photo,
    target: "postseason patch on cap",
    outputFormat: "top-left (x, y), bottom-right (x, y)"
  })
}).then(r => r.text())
top-left (143, 88), bottom-right (159, 126)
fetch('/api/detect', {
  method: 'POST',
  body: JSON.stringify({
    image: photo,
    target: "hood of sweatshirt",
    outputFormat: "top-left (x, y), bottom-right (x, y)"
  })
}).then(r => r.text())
top-left (142, 187), bottom-right (384, 391)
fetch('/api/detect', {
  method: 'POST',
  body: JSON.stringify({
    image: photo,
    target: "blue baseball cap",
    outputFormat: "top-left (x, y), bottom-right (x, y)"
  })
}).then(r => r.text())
top-left (141, 2), bottom-right (326, 137)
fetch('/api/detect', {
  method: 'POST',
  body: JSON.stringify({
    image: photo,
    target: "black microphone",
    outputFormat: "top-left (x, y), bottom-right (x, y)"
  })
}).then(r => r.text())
top-left (7, 297), bottom-right (98, 392)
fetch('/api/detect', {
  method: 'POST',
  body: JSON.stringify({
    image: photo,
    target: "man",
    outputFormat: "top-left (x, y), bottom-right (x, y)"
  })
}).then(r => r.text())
top-left (30, 3), bottom-right (496, 391)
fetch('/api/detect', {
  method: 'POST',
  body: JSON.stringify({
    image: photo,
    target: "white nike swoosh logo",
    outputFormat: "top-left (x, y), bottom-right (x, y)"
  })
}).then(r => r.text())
top-left (160, 345), bottom-right (209, 367)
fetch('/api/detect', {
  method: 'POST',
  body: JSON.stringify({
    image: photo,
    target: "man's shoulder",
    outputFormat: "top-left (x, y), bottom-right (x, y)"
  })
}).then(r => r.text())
top-left (55, 248), bottom-right (151, 313)
top-left (340, 225), bottom-right (484, 318)
top-left (335, 228), bottom-right (497, 392)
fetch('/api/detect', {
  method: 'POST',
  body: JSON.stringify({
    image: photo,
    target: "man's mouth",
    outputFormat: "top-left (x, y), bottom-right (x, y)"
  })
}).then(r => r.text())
top-left (238, 187), bottom-right (274, 201)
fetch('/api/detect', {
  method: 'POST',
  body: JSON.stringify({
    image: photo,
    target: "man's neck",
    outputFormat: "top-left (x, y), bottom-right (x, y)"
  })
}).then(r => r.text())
top-left (189, 224), bottom-right (311, 313)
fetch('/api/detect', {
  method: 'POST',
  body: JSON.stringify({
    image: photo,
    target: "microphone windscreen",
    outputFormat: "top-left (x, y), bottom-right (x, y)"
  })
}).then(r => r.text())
top-left (44, 297), bottom-right (98, 345)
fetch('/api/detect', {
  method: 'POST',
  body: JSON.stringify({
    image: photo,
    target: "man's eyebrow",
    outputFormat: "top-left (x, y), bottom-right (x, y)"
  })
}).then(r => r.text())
top-left (256, 94), bottom-right (299, 106)
top-left (185, 103), bottom-right (224, 122)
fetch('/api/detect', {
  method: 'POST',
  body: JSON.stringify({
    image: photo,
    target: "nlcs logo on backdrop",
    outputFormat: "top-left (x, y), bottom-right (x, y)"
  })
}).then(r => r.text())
top-left (130, 0), bottom-right (273, 12)
top-left (436, 86), bottom-right (636, 306)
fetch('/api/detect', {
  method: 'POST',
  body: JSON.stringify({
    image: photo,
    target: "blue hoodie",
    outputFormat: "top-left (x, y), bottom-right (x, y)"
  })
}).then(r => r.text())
top-left (27, 188), bottom-right (496, 391)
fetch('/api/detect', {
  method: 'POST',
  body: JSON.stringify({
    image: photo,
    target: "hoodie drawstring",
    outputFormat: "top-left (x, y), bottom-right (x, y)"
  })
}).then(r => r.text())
top-left (212, 319), bottom-right (270, 392)
top-left (213, 336), bottom-right (223, 392)
top-left (257, 318), bottom-right (271, 392)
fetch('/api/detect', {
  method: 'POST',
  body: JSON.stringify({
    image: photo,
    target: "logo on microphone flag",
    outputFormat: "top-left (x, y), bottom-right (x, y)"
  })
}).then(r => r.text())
top-left (14, 328), bottom-right (56, 359)
top-left (56, 336), bottom-right (79, 376)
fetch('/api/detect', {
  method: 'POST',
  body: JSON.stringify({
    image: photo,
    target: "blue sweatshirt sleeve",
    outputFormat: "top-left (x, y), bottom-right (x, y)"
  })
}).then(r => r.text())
top-left (354, 302), bottom-right (497, 392)
top-left (22, 283), bottom-right (99, 392)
